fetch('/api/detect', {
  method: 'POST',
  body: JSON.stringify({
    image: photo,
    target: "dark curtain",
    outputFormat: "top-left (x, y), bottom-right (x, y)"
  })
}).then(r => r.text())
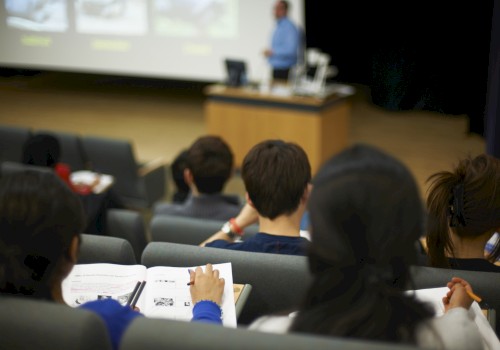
top-left (485, 0), bottom-right (500, 157)
top-left (305, 1), bottom-right (494, 136)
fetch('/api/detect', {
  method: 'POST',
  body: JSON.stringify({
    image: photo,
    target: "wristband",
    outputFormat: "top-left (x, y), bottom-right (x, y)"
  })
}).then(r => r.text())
top-left (229, 218), bottom-right (243, 235)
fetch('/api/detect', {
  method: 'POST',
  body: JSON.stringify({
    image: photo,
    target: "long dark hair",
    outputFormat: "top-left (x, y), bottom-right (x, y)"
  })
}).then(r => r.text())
top-left (0, 171), bottom-right (86, 299)
top-left (426, 154), bottom-right (500, 267)
top-left (290, 144), bottom-right (433, 343)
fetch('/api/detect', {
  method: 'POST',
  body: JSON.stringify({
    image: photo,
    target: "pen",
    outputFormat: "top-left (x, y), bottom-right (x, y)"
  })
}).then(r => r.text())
top-left (187, 269), bottom-right (194, 286)
top-left (466, 290), bottom-right (482, 303)
top-left (126, 281), bottom-right (142, 306)
top-left (130, 281), bottom-right (146, 309)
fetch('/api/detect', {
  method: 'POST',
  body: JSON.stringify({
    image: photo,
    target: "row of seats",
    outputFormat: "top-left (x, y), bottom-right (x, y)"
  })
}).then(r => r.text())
top-left (6, 232), bottom-right (497, 349)
top-left (0, 124), bottom-right (167, 209)
top-left (77, 234), bottom-right (500, 333)
top-left (0, 297), bottom-right (418, 350)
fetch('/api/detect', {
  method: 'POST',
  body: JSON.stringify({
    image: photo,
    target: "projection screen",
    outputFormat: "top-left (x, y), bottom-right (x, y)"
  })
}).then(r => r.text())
top-left (0, 0), bottom-right (305, 83)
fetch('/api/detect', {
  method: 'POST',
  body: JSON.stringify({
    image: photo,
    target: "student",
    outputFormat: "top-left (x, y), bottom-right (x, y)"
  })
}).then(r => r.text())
top-left (154, 135), bottom-right (242, 221)
top-left (426, 153), bottom-right (500, 272)
top-left (0, 171), bottom-right (224, 350)
top-left (249, 144), bottom-right (496, 348)
top-left (200, 139), bottom-right (310, 256)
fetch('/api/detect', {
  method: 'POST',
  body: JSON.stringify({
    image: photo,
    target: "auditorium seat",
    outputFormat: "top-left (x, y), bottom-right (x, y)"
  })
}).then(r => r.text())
top-left (106, 208), bottom-right (149, 263)
top-left (78, 233), bottom-right (137, 265)
top-left (0, 124), bottom-right (32, 163)
top-left (81, 135), bottom-right (167, 209)
top-left (121, 316), bottom-right (418, 350)
top-left (150, 214), bottom-right (258, 246)
top-left (141, 241), bottom-right (311, 325)
top-left (0, 296), bottom-right (112, 350)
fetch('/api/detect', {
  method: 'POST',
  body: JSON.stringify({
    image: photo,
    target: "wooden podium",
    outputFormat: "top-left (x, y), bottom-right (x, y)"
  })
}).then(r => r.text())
top-left (203, 84), bottom-right (353, 174)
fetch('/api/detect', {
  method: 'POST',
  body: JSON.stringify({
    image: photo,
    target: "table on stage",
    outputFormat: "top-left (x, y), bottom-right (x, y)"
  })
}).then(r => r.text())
top-left (203, 84), bottom-right (354, 174)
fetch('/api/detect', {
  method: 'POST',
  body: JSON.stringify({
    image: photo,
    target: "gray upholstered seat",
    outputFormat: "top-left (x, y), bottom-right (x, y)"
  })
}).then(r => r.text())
top-left (78, 233), bottom-right (137, 265)
top-left (150, 214), bottom-right (258, 245)
top-left (0, 297), bottom-right (112, 350)
top-left (141, 241), bottom-right (311, 324)
top-left (0, 124), bottom-right (32, 163)
top-left (81, 135), bottom-right (167, 209)
top-left (0, 161), bottom-right (52, 177)
top-left (106, 208), bottom-right (148, 262)
top-left (121, 316), bottom-right (418, 350)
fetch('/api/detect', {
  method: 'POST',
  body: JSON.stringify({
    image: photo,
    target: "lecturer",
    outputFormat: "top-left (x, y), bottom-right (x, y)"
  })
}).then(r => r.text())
top-left (263, 1), bottom-right (300, 81)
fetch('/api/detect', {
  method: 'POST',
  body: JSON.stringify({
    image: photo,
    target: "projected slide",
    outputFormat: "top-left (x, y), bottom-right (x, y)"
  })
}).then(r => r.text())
top-left (6, 0), bottom-right (68, 32)
top-left (0, 0), bottom-right (304, 82)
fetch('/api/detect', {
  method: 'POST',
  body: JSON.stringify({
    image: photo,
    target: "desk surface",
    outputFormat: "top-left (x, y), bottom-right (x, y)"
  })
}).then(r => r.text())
top-left (204, 84), bottom-right (354, 108)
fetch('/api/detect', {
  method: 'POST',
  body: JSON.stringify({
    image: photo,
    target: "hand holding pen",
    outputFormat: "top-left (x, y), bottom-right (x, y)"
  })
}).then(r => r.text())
top-left (188, 263), bottom-right (225, 306)
top-left (443, 277), bottom-right (479, 312)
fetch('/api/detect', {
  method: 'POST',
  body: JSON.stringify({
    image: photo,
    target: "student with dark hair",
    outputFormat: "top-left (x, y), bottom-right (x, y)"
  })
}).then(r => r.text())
top-left (248, 144), bottom-right (497, 348)
top-left (200, 139), bottom-right (311, 256)
top-left (0, 171), bottom-right (225, 350)
top-left (154, 135), bottom-right (242, 221)
top-left (22, 133), bottom-right (72, 187)
top-left (170, 149), bottom-right (190, 204)
top-left (425, 154), bottom-right (500, 272)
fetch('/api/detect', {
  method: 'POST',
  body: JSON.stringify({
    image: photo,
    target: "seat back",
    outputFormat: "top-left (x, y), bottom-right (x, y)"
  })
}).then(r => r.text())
top-left (150, 214), bottom-right (258, 245)
top-left (81, 135), bottom-right (166, 209)
top-left (121, 317), bottom-right (418, 350)
top-left (38, 129), bottom-right (88, 171)
top-left (78, 233), bottom-right (136, 265)
top-left (107, 209), bottom-right (148, 262)
top-left (410, 265), bottom-right (500, 335)
top-left (141, 242), bottom-right (311, 324)
top-left (0, 125), bottom-right (32, 163)
top-left (0, 297), bottom-right (112, 350)
top-left (0, 161), bottom-right (53, 177)
top-left (81, 135), bottom-right (141, 198)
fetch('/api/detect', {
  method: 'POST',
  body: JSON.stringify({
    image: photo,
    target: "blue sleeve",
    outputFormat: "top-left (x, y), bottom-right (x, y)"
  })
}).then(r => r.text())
top-left (80, 299), bottom-right (143, 350)
top-left (191, 300), bottom-right (222, 325)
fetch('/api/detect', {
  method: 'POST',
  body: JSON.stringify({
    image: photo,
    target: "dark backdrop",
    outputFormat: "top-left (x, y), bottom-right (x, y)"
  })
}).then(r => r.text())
top-left (305, 1), bottom-right (494, 137)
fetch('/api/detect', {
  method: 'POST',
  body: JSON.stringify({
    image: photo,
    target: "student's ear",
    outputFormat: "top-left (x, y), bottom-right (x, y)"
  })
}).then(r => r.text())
top-left (301, 183), bottom-right (313, 203)
top-left (68, 235), bottom-right (80, 264)
top-left (245, 192), bottom-right (256, 209)
top-left (183, 168), bottom-right (194, 186)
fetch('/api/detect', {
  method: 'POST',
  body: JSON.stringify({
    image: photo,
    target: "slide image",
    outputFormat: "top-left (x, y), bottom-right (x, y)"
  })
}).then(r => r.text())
top-left (75, 0), bottom-right (147, 35)
top-left (5, 0), bottom-right (68, 32)
top-left (153, 0), bottom-right (237, 38)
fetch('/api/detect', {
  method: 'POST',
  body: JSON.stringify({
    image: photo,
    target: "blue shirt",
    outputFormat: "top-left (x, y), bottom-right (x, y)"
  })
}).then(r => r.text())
top-left (206, 232), bottom-right (309, 256)
top-left (80, 299), bottom-right (142, 350)
top-left (268, 17), bottom-right (300, 69)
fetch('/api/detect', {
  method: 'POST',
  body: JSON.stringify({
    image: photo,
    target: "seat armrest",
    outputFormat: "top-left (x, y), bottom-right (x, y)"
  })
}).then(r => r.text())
top-left (138, 157), bottom-right (167, 177)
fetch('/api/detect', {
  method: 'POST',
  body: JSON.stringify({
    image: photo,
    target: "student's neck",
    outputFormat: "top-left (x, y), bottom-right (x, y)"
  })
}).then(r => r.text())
top-left (448, 231), bottom-right (489, 259)
top-left (258, 213), bottom-right (301, 237)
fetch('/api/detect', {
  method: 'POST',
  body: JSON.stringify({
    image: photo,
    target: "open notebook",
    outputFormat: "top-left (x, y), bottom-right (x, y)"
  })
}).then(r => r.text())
top-left (62, 262), bottom-right (237, 327)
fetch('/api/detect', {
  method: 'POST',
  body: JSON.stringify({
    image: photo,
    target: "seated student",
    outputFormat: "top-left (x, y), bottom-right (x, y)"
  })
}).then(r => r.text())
top-left (425, 153), bottom-right (500, 272)
top-left (0, 171), bottom-right (225, 350)
top-left (248, 144), bottom-right (498, 349)
top-left (22, 132), bottom-right (118, 234)
top-left (200, 139), bottom-right (311, 256)
top-left (154, 135), bottom-right (242, 221)
top-left (22, 132), bottom-right (73, 188)
top-left (170, 149), bottom-right (190, 204)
